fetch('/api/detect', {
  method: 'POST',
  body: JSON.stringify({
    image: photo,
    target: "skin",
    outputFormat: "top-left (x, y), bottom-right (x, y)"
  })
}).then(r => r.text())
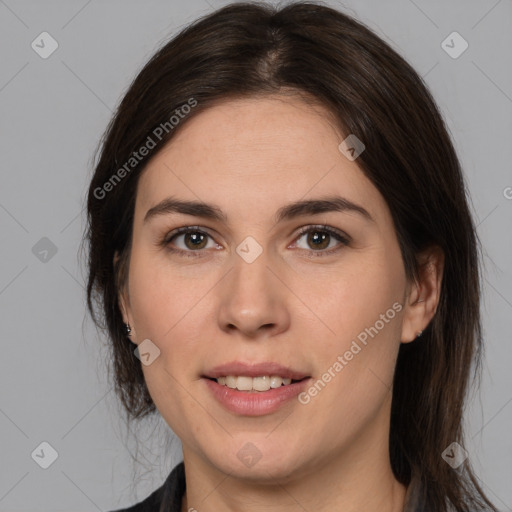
top-left (116, 94), bottom-right (443, 512)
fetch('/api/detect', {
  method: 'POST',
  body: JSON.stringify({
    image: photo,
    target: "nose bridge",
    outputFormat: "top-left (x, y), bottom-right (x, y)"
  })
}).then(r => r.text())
top-left (231, 234), bottom-right (273, 301)
top-left (217, 234), bottom-right (289, 334)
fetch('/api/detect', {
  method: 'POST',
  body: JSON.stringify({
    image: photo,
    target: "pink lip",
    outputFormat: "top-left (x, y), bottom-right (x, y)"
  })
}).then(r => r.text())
top-left (203, 361), bottom-right (309, 380)
top-left (204, 377), bottom-right (311, 416)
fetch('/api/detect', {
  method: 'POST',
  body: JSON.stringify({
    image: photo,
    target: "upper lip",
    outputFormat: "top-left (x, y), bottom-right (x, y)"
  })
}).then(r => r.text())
top-left (203, 361), bottom-right (309, 380)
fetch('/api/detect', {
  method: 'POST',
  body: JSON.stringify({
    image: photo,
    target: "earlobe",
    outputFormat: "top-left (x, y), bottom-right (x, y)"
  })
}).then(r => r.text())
top-left (400, 246), bottom-right (444, 343)
top-left (118, 288), bottom-right (137, 341)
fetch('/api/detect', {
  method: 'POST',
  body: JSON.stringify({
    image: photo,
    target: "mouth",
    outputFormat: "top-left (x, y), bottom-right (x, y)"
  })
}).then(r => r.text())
top-left (203, 375), bottom-right (309, 392)
top-left (202, 361), bottom-right (310, 392)
top-left (201, 361), bottom-right (311, 413)
top-left (203, 372), bottom-right (312, 416)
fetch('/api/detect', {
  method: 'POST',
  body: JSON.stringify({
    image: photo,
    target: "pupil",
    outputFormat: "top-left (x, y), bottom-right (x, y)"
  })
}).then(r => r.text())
top-left (310, 231), bottom-right (329, 249)
top-left (186, 233), bottom-right (205, 249)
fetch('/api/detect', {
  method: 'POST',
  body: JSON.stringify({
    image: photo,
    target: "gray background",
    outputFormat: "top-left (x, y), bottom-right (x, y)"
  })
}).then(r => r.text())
top-left (0, 0), bottom-right (511, 510)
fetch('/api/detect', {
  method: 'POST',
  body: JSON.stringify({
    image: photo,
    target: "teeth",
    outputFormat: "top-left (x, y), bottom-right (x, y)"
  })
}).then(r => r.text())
top-left (215, 375), bottom-right (293, 391)
top-left (225, 376), bottom-right (236, 388)
top-left (236, 376), bottom-right (253, 391)
top-left (270, 376), bottom-right (286, 388)
top-left (254, 376), bottom-right (271, 391)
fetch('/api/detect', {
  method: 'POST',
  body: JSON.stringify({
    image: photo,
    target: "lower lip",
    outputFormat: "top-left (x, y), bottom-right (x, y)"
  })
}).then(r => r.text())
top-left (204, 378), bottom-right (311, 416)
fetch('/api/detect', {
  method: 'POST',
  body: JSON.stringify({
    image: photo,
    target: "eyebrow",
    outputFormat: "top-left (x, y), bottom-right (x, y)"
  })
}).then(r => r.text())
top-left (143, 195), bottom-right (374, 225)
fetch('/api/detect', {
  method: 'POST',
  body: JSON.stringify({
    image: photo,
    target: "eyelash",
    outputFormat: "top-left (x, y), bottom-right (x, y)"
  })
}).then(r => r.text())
top-left (161, 225), bottom-right (351, 259)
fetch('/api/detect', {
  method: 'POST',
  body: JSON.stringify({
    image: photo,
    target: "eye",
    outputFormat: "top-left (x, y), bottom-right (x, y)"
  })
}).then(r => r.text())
top-left (161, 224), bottom-right (350, 258)
top-left (162, 226), bottom-right (218, 258)
top-left (291, 225), bottom-right (350, 256)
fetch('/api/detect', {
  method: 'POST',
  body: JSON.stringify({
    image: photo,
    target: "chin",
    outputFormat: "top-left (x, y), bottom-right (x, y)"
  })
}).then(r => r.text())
top-left (211, 447), bottom-right (305, 485)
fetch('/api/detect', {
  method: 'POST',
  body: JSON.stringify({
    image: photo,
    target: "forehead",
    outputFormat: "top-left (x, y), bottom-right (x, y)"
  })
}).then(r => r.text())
top-left (135, 95), bottom-right (385, 225)
top-left (156, 94), bottom-right (342, 165)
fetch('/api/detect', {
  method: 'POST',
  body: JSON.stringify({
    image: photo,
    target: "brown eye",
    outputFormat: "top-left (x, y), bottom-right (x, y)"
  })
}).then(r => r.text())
top-left (293, 225), bottom-right (350, 255)
top-left (305, 230), bottom-right (331, 250)
top-left (163, 227), bottom-right (216, 256)
top-left (182, 231), bottom-right (208, 250)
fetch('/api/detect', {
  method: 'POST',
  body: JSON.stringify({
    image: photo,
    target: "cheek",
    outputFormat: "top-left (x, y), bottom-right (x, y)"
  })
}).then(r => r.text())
top-left (303, 250), bottom-right (405, 405)
top-left (127, 248), bottom-right (192, 334)
top-left (303, 251), bottom-right (405, 347)
top-left (127, 249), bottom-right (210, 378)
top-left (127, 253), bottom-right (203, 430)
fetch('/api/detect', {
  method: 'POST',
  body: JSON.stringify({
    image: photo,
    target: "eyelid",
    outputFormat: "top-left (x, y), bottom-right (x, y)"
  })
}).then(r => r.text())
top-left (161, 224), bottom-right (351, 257)
top-left (161, 225), bottom-right (218, 255)
top-left (162, 225), bottom-right (211, 244)
top-left (292, 224), bottom-right (351, 245)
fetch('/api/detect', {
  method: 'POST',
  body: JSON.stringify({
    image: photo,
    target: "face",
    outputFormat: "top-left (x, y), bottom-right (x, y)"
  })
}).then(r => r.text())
top-left (118, 95), bottom-right (421, 482)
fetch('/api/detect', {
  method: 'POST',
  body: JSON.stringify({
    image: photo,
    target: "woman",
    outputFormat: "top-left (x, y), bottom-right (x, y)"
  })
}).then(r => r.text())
top-left (83, 2), bottom-right (498, 511)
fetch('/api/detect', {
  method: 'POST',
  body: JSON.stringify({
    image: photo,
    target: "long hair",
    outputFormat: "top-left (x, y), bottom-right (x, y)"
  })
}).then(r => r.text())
top-left (82, 2), bottom-right (496, 510)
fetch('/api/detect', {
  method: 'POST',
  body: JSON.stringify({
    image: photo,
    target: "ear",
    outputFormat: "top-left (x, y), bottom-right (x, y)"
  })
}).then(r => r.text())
top-left (114, 250), bottom-right (133, 328)
top-left (400, 245), bottom-right (444, 343)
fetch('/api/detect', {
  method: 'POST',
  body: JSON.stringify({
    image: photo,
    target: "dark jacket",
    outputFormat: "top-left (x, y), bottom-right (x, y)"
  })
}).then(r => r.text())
top-left (109, 462), bottom-right (427, 512)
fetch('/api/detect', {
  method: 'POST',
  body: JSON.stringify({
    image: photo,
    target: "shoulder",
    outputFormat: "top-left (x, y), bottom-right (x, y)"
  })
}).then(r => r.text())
top-left (108, 484), bottom-right (164, 512)
top-left (107, 461), bottom-right (186, 512)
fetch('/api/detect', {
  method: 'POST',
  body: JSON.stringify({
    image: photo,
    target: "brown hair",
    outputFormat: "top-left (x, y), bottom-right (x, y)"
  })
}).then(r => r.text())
top-left (82, 2), bottom-right (497, 510)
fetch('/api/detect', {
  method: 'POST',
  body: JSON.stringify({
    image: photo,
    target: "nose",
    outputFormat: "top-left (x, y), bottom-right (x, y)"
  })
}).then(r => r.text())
top-left (216, 248), bottom-right (291, 339)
